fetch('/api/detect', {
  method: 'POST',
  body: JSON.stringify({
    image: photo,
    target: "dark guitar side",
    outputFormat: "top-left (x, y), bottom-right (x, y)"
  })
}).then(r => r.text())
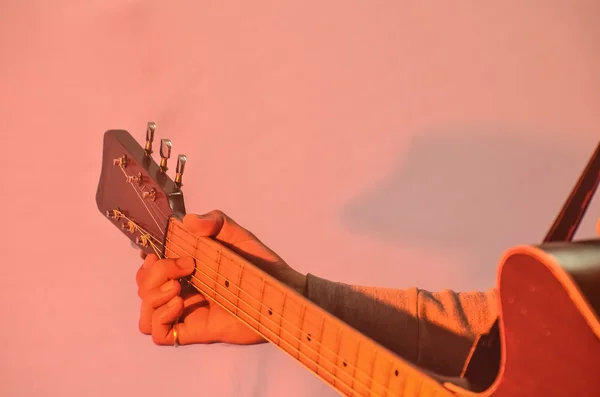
top-left (481, 239), bottom-right (600, 397)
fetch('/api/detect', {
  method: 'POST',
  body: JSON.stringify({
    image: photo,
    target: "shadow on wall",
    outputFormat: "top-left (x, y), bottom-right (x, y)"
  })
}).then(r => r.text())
top-left (338, 130), bottom-right (589, 290)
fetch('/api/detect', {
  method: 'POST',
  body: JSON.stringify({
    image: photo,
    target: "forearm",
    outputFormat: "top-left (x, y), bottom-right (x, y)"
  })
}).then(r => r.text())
top-left (304, 273), bottom-right (498, 376)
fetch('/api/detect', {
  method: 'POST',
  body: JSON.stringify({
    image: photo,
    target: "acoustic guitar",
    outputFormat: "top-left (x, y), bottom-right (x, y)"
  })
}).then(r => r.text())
top-left (96, 123), bottom-right (600, 396)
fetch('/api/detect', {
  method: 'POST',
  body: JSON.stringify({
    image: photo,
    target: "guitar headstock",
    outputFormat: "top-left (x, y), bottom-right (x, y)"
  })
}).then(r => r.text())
top-left (95, 122), bottom-right (187, 256)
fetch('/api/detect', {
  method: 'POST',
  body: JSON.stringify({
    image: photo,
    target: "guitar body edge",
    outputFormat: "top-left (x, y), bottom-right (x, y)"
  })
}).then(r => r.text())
top-left (473, 242), bottom-right (600, 397)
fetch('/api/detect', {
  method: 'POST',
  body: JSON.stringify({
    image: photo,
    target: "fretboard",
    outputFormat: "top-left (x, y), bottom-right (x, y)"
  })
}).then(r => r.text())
top-left (164, 217), bottom-right (454, 397)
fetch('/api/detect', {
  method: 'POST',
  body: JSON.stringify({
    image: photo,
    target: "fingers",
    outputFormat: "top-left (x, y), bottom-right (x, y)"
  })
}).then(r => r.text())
top-left (137, 256), bottom-right (196, 335)
top-left (138, 279), bottom-right (181, 334)
top-left (183, 210), bottom-right (256, 246)
top-left (138, 257), bottom-right (196, 298)
top-left (151, 296), bottom-right (185, 345)
top-left (142, 254), bottom-right (160, 270)
top-left (136, 254), bottom-right (160, 286)
top-left (183, 210), bottom-right (288, 276)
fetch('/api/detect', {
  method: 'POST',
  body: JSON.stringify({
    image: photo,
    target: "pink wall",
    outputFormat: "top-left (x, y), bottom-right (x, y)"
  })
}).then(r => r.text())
top-left (1, 1), bottom-right (599, 396)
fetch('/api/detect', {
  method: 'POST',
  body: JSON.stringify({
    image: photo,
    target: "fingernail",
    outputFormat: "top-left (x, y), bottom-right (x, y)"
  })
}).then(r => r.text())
top-left (196, 213), bottom-right (209, 219)
top-left (160, 280), bottom-right (174, 292)
top-left (176, 256), bottom-right (195, 270)
top-left (168, 296), bottom-right (179, 307)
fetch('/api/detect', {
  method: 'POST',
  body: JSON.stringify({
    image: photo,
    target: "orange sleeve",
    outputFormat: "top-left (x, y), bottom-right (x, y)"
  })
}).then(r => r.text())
top-left (305, 273), bottom-right (498, 376)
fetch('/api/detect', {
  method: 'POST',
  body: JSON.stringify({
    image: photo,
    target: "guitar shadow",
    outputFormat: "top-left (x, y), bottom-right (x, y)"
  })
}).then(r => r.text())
top-left (337, 131), bottom-right (588, 291)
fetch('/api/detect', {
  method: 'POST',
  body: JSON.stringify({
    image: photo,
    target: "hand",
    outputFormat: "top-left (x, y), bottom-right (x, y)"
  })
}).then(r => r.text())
top-left (135, 210), bottom-right (307, 346)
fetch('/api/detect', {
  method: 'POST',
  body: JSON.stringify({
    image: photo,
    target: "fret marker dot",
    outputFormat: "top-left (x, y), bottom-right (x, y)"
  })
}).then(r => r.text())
top-left (343, 361), bottom-right (347, 367)
top-left (395, 370), bottom-right (399, 376)
top-left (224, 280), bottom-right (229, 287)
top-left (268, 309), bottom-right (273, 315)
top-left (307, 334), bottom-right (311, 341)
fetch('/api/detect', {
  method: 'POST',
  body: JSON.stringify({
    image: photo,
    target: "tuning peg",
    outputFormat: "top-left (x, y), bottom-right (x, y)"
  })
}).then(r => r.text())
top-left (145, 122), bottom-right (156, 156)
top-left (136, 235), bottom-right (150, 248)
top-left (121, 221), bottom-right (136, 234)
top-left (174, 154), bottom-right (187, 189)
top-left (159, 139), bottom-right (172, 172)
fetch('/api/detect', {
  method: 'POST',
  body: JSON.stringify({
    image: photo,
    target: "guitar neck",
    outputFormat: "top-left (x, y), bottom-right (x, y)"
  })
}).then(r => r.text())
top-left (163, 217), bottom-right (454, 397)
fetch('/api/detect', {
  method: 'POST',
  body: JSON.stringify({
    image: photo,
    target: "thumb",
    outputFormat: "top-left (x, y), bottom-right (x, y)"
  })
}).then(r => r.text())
top-left (182, 210), bottom-right (285, 273)
top-left (182, 210), bottom-right (255, 246)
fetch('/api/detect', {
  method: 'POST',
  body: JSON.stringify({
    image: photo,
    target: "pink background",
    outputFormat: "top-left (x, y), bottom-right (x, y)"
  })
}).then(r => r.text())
top-left (2, 1), bottom-right (600, 396)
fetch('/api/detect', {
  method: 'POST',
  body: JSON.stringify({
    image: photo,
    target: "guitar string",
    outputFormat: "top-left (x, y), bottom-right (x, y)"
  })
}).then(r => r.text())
top-left (117, 169), bottom-right (436, 396)
top-left (107, 184), bottom-right (390, 397)
top-left (118, 166), bottom-right (164, 233)
top-left (140, 184), bottom-right (170, 220)
top-left (121, 187), bottom-right (395, 389)
top-left (119, 210), bottom-right (401, 397)
top-left (123, 172), bottom-right (439, 396)
top-left (168, 252), bottom-right (388, 397)
top-left (169, 229), bottom-right (446, 396)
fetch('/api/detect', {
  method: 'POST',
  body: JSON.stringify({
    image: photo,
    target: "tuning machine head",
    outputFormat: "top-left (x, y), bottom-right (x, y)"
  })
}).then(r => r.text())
top-left (145, 122), bottom-right (156, 156)
top-left (175, 154), bottom-right (187, 189)
top-left (159, 139), bottom-right (172, 172)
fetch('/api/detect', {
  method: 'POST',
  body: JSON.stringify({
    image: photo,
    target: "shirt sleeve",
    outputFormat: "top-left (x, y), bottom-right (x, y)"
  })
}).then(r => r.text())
top-left (304, 273), bottom-right (498, 376)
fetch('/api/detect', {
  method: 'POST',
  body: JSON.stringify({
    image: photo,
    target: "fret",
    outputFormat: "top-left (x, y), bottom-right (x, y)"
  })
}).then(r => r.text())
top-left (278, 291), bottom-right (288, 339)
top-left (215, 250), bottom-right (222, 274)
top-left (335, 333), bottom-right (361, 396)
top-left (235, 262), bottom-right (244, 315)
top-left (164, 219), bottom-right (456, 397)
top-left (206, 253), bottom-right (242, 314)
top-left (164, 223), bottom-right (193, 259)
top-left (280, 290), bottom-right (303, 355)
top-left (369, 349), bottom-right (378, 390)
top-left (351, 338), bottom-right (362, 391)
top-left (317, 316), bottom-right (337, 387)
top-left (297, 305), bottom-right (322, 373)
top-left (316, 316), bottom-right (326, 373)
top-left (213, 249), bottom-right (232, 310)
top-left (166, 230), bottom-right (217, 301)
top-left (370, 353), bottom-right (392, 397)
top-left (257, 277), bottom-right (266, 332)
top-left (386, 359), bottom-right (394, 392)
top-left (298, 304), bottom-right (307, 359)
top-left (237, 265), bottom-right (262, 328)
top-left (196, 236), bottom-right (216, 299)
top-left (333, 327), bottom-right (344, 389)
top-left (261, 282), bottom-right (286, 346)
top-left (386, 357), bottom-right (407, 396)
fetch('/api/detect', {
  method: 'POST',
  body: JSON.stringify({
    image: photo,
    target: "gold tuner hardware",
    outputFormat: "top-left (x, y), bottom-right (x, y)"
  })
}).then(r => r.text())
top-left (136, 235), bottom-right (150, 248)
top-left (159, 139), bottom-right (172, 172)
top-left (113, 155), bottom-right (128, 168)
top-left (142, 188), bottom-right (157, 201)
top-left (106, 209), bottom-right (122, 219)
top-left (121, 221), bottom-right (136, 234)
top-left (126, 172), bottom-right (143, 186)
top-left (145, 122), bottom-right (156, 156)
top-left (175, 154), bottom-right (187, 188)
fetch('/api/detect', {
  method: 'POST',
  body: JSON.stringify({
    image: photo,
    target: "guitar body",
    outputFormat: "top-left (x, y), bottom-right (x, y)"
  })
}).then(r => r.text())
top-left (457, 241), bottom-right (600, 397)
